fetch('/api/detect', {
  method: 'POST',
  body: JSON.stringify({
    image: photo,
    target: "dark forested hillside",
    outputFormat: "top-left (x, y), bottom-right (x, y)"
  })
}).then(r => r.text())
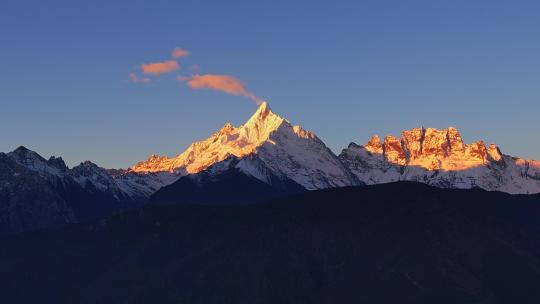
top-left (2, 182), bottom-right (540, 304)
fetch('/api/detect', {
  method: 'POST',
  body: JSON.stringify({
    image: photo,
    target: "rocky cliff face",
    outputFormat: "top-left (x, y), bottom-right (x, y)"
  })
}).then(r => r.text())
top-left (339, 127), bottom-right (540, 194)
top-left (0, 151), bottom-right (76, 234)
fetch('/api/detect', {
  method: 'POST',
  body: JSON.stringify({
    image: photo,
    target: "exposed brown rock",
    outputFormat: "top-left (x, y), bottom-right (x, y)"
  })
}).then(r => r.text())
top-left (383, 135), bottom-right (406, 166)
top-left (365, 135), bottom-right (383, 154)
top-left (401, 128), bottom-right (425, 159)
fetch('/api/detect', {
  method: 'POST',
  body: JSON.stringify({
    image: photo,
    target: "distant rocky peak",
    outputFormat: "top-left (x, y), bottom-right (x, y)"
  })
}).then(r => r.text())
top-left (9, 146), bottom-right (46, 162)
top-left (379, 127), bottom-right (468, 160)
top-left (246, 101), bottom-right (273, 123)
top-left (13, 145), bottom-right (29, 153)
top-left (9, 146), bottom-right (48, 166)
top-left (488, 144), bottom-right (503, 161)
top-left (6, 146), bottom-right (68, 177)
top-left (71, 161), bottom-right (120, 186)
top-left (131, 102), bottom-right (305, 175)
top-left (240, 101), bottom-right (285, 143)
top-left (77, 160), bottom-right (100, 168)
top-left (71, 161), bottom-right (113, 178)
top-left (47, 156), bottom-right (68, 172)
top-left (365, 135), bottom-right (383, 154)
top-left (352, 127), bottom-right (503, 169)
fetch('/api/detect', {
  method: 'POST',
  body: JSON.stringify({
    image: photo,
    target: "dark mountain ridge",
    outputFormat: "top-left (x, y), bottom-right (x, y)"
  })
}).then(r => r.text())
top-left (2, 182), bottom-right (540, 303)
top-left (0, 149), bottom-right (131, 234)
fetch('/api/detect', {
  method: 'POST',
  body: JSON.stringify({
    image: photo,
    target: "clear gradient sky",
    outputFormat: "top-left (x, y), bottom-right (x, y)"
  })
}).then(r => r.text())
top-left (1, 0), bottom-right (539, 168)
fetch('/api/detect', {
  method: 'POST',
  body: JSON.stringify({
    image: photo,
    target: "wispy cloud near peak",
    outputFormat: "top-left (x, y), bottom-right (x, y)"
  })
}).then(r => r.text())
top-left (185, 74), bottom-right (264, 104)
top-left (171, 48), bottom-right (190, 59)
top-left (131, 47), bottom-right (265, 104)
top-left (140, 60), bottom-right (179, 75)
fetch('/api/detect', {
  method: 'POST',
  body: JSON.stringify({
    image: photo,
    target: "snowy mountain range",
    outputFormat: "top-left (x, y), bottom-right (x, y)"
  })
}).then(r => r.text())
top-left (128, 102), bottom-right (540, 195)
top-left (2, 102), bottom-right (540, 233)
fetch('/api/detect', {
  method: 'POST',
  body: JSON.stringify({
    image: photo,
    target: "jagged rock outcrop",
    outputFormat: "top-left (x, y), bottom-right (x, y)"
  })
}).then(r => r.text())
top-left (339, 127), bottom-right (540, 194)
top-left (383, 135), bottom-right (407, 166)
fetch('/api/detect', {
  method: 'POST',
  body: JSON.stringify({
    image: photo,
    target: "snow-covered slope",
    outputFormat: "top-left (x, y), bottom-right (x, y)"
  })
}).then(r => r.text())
top-left (0, 147), bottom-right (139, 233)
top-left (1, 146), bottom-right (158, 201)
top-left (339, 127), bottom-right (540, 194)
top-left (109, 169), bottom-right (178, 200)
top-left (132, 102), bottom-right (357, 190)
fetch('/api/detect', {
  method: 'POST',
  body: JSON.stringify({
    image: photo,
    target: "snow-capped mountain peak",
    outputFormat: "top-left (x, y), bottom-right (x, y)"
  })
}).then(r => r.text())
top-left (240, 101), bottom-right (286, 143)
top-left (129, 102), bottom-right (355, 190)
top-left (131, 102), bottom-right (288, 173)
top-left (7, 146), bottom-right (68, 177)
top-left (131, 102), bottom-right (286, 174)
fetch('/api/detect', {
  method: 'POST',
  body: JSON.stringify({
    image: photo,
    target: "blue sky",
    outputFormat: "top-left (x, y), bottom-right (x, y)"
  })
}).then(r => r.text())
top-left (1, 0), bottom-right (539, 168)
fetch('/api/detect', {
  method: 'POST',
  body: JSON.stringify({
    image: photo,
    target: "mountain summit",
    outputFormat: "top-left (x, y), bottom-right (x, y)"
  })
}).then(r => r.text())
top-left (132, 102), bottom-right (286, 174)
top-left (131, 102), bottom-right (356, 190)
